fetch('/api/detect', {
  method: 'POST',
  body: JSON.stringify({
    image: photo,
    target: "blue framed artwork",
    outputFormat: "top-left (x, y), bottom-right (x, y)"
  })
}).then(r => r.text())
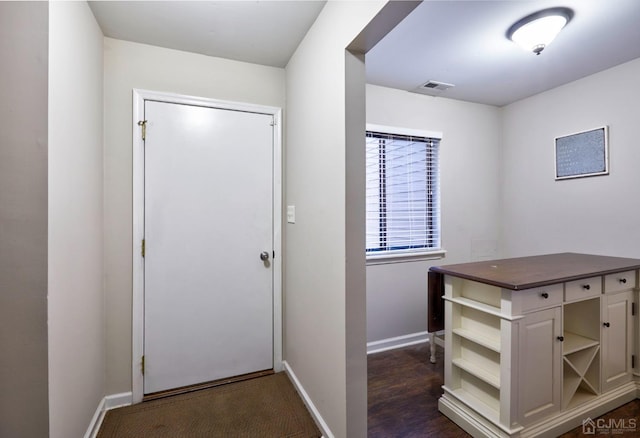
top-left (555, 126), bottom-right (609, 180)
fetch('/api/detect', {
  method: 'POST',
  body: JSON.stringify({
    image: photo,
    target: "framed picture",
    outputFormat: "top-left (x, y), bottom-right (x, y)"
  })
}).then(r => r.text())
top-left (555, 126), bottom-right (609, 180)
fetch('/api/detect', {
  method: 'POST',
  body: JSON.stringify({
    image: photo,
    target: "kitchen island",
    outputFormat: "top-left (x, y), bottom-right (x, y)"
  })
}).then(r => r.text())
top-left (430, 253), bottom-right (640, 437)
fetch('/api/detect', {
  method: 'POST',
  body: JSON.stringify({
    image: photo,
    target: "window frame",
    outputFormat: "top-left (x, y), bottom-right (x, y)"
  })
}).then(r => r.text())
top-left (365, 123), bottom-right (445, 264)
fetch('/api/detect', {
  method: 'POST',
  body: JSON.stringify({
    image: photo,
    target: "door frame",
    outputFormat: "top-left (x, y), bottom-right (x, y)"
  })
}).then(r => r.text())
top-left (131, 89), bottom-right (283, 403)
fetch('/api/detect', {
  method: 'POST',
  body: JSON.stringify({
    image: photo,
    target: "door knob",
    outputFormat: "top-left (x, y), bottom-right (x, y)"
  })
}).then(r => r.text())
top-left (260, 251), bottom-right (270, 261)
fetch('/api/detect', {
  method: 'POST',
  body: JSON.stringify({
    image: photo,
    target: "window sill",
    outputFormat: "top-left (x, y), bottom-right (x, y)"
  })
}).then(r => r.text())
top-left (366, 249), bottom-right (447, 266)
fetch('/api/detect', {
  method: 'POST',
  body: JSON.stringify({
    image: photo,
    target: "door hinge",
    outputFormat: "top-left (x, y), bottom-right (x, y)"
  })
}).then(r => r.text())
top-left (138, 120), bottom-right (148, 141)
top-left (632, 355), bottom-right (635, 369)
top-left (141, 355), bottom-right (145, 375)
top-left (632, 302), bottom-right (636, 316)
top-left (141, 239), bottom-right (145, 257)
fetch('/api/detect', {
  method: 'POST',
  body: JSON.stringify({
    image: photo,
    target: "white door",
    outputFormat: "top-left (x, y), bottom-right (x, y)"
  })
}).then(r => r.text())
top-left (143, 100), bottom-right (274, 394)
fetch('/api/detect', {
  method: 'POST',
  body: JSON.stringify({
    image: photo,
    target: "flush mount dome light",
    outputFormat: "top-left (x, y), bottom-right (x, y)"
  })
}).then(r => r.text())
top-left (507, 7), bottom-right (573, 55)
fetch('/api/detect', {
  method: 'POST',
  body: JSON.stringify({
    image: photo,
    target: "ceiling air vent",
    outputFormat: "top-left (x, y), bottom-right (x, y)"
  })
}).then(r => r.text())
top-left (411, 80), bottom-right (455, 97)
top-left (420, 80), bottom-right (454, 91)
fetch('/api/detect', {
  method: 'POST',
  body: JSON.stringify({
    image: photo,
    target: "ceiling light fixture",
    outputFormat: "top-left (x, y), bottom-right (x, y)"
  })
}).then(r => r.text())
top-left (507, 7), bottom-right (573, 55)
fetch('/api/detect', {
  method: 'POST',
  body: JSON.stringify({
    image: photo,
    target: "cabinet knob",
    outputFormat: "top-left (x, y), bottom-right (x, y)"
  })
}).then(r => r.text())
top-left (619, 278), bottom-right (627, 284)
top-left (582, 284), bottom-right (590, 290)
top-left (603, 322), bottom-right (610, 327)
top-left (541, 292), bottom-right (549, 299)
top-left (557, 336), bottom-right (564, 341)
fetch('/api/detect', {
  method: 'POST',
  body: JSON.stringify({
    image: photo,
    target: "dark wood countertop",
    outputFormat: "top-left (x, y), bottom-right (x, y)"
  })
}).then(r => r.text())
top-left (429, 253), bottom-right (640, 290)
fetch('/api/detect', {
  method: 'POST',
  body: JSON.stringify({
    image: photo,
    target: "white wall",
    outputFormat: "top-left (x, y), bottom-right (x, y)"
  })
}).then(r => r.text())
top-left (284, 2), bottom-right (422, 436)
top-left (103, 38), bottom-right (286, 394)
top-left (365, 84), bottom-right (503, 343)
top-left (48, 2), bottom-right (105, 437)
top-left (0, 3), bottom-right (49, 436)
top-left (501, 57), bottom-right (640, 259)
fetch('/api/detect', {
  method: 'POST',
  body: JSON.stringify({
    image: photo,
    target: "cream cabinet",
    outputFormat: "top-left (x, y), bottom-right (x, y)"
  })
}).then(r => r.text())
top-left (602, 290), bottom-right (633, 392)
top-left (517, 307), bottom-right (562, 425)
top-left (433, 253), bottom-right (640, 438)
top-left (562, 297), bottom-right (601, 409)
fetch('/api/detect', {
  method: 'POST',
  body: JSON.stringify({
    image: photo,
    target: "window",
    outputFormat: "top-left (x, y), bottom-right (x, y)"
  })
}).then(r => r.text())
top-left (366, 125), bottom-right (441, 258)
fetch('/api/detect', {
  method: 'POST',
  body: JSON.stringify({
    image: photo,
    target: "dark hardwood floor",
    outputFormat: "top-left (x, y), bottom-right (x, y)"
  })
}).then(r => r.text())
top-left (367, 342), bottom-right (640, 437)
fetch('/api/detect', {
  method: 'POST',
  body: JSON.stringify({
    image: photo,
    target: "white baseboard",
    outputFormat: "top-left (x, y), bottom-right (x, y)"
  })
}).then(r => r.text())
top-left (83, 397), bottom-right (106, 438)
top-left (104, 392), bottom-right (133, 410)
top-left (367, 331), bottom-right (429, 354)
top-left (84, 392), bottom-right (133, 438)
top-left (283, 360), bottom-right (334, 438)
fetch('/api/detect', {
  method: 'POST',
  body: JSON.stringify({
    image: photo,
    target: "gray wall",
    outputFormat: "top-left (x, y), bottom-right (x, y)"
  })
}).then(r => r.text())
top-left (365, 84), bottom-right (503, 344)
top-left (0, 2), bottom-right (49, 436)
top-left (48, 2), bottom-right (105, 437)
top-left (501, 57), bottom-right (640, 259)
top-left (284, 2), bottom-right (415, 436)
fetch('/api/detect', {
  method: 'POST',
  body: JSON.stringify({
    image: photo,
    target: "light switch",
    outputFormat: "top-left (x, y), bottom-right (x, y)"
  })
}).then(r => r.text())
top-left (287, 205), bottom-right (295, 224)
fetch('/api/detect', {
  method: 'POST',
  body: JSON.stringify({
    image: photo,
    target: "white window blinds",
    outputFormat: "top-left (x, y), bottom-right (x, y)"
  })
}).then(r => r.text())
top-left (366, 129), bottom-right (440, 254)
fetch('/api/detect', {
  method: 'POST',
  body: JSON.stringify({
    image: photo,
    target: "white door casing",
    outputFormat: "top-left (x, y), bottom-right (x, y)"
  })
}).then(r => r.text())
top-left (132, 90), bottom-right (282, 402)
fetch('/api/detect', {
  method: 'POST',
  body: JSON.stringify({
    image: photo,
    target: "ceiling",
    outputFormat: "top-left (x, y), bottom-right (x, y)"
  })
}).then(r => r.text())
top-left (367, 0), bottom-right (640, 106)
top-left (88, 1), bottom-right (326, 68)
top-left (89, 1), bottom-right (640, 107)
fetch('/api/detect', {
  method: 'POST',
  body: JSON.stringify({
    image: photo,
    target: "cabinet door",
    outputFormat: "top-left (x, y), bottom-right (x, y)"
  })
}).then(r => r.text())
top-left (602, 291), bottom-right (633, 392)
top-left (518, 307), bottom-right (562, 426)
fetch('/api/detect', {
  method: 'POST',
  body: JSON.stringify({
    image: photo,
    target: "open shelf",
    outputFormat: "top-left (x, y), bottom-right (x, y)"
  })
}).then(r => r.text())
top-left (454, 278), bottom-right (502, 308)
top-left (564, 383), bottom-right (599, 410)
top-left (447, 287), bottom-right (503, 427)
top-left (562, 297), bottom-right (601, 410)
top-left (447, 297), bottom-right (502, 318)
top-left (447, 365), bottom-right (500, 425)
top-left (452, 358), bottom-right (500, 389)
top-left (452, 305), bottom-right (501, 353)
top-left (563, 353), bottom-right (599, 410)
top-left (449, 386), bottom-right (500, 425)
top-left (563, 354), bottom-right (600, 409)
top-left (563, 332), bottom-right (599, 355)
top-left (564, 345), bottom-right (599, 373)
top-left (452, 328), bottom-right (500, 353)
top-left (562, 366), bottom-right (581, 409)
top-left (452, 337), bottom-right (501, 389)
